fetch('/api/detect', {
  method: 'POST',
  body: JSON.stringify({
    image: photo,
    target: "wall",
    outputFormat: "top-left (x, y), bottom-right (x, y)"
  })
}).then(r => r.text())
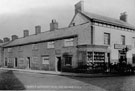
top-left (94, 24), bottom-right (135, 63)
top-left (69, 13), bottom-right (89, 27)
top-left (3, 37), bottom-right (78, 71)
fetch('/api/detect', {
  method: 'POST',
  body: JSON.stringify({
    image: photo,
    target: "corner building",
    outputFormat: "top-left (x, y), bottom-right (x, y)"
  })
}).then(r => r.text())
top-left (3, 1), bottom-right (135, 72)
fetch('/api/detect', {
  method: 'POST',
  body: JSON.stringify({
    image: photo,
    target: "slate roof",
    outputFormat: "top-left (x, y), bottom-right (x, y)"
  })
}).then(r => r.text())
top-left (0, 42), bottom-right (10, 47)
top-left (4, 23), bottom-right (90, 48)
top-left (80, 11), bottom-right (135, 30)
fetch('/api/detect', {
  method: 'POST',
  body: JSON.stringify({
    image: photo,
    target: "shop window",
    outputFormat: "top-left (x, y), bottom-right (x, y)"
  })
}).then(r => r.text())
top-left (121, 35), bottom-right (125, 45)
top-left (47, 41), bottom-right (54, 48)
top-left (64, 56), bottom-right (72, 66)
top-left (104, 33), bottom-right (110, 45)
top-left (87, 52), bottom-right (93, 66)
top-left (32, 44), bottom-right (38, 50)
top-left (42, 56), bottom-right (49, 64)
top-left (64, 38), bottom-right (74, 47)
top-left (94, 52), bottom-right (105, 63)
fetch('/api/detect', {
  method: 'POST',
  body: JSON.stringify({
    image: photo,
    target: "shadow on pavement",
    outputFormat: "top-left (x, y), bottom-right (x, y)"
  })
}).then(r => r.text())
top-left (64, 75), bottom-right (134, 91)
top-left (0, 70), bottom-right (26, 90)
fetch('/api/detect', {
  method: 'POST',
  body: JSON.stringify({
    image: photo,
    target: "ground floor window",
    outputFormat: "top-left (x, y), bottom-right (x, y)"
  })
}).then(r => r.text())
top-left (42, 56), bottom-right (49, 65)
top-left (94, 52), bottom-right (105, 63)
top-left (64, 56), bottom-right (72, 66)
top-left (87, 52), bottom-right (105, 63)
top-left (87, 52), bottom-right (93, 66)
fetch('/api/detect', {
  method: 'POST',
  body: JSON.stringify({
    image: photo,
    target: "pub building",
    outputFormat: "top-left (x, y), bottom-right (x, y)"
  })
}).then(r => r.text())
top-left (1, 1), bottom-right (135, 72)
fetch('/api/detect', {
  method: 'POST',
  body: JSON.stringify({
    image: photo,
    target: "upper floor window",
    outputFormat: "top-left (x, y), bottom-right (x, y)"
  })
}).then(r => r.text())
top-left (64, 38), bottom-right (74, 47)
top-left (32, 44), bottom-right (38, 50)
top-left (104, 33), bottom-right (110, 45)
top-left (18, 46), bottom-right (23, 52)
top-left (8, 48), bottom-right (12, 53)
top-left (47, 41), bottom-right (54, 48)
top-left (133, 37), bottom-right (135, 47)
top-left (121, 35), bottom-right (125, 45)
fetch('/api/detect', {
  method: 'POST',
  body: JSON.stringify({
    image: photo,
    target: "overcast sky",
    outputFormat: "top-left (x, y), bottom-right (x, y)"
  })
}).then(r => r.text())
top-left (0, 0), bottom-right (135, 39)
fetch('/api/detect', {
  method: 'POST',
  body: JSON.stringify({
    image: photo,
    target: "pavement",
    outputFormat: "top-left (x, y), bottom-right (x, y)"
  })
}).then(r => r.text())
top-left (0, 67), bottom-right (119, 78)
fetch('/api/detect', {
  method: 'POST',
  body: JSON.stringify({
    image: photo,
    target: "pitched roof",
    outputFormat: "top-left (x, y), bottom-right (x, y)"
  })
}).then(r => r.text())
top-left (80, 11), bottom-right (135, 30)
top-left (4, 23), bottom-right (90, 48)
top-left (0, 42), bottom-right (10, 47)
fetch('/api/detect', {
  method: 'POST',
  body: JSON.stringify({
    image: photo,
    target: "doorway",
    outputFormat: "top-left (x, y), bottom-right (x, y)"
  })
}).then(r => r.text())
top-left (14, 58), bottom-right (17, 68)
top-left (132, 54), bottom-right (135, 64)
top-left (119, 50), bottom-right (127, 64)
top-left (57, 57), bottom-right (61, 71)
top-left (5, 58), bottom-right (8, 67)
top-left (27, 57), bottom-right (31, 69)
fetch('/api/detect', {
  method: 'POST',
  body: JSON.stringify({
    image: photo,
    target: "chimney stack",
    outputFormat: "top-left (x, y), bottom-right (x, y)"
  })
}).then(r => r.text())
top-left (120, 12), bottom-right (127, 22)
top-left (75, 1), bottom-right (84, 14)
top-left (3, 37), bottom-right (10, 42)
top-left (0, 39), bottom-right (3, 43)
top-left (50, 19), bottom-right (58, 31)
top-left (11, 35), bottom-right (18, 41)
top-left (35, 25), bottom-right (41, 35)
top-left (23, 30), bottom-right (29, 37)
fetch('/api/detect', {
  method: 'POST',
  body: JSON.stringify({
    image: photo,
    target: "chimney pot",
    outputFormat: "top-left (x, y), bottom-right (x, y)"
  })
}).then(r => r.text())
top-left (75, 1), bottom-right (84, 14)
top-left (3, 37), bottom-right (10, 42)
top-left (0, 39), bottom-right (3, 43)
top-left (50, 19), bottom-right (58, 31)
top-left (23, 30), bottom-right (29, 37)
top-left (120, 12), bottom-right (127, 22)
top-left (11, 35), bottom-right (18, 41)
top-left (35, 25), bottom-right (41, 35)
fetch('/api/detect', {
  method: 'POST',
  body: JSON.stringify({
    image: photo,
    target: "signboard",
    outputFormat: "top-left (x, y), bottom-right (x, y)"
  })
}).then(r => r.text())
top-left (114, 44), bottom-right (132, 50)
top-left (114, 44), bottom-right (126, 49)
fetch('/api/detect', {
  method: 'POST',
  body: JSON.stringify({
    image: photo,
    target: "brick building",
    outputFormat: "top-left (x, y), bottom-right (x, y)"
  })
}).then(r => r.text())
top-left (2, 1), bottom-right (135, 72)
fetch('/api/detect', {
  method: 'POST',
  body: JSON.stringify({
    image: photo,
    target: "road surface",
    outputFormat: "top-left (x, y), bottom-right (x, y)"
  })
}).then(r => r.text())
top-left (0, 70), bottom-right (135, 91)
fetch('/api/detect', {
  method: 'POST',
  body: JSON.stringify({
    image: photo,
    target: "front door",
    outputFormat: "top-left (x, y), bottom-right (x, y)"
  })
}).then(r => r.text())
top-left (57, 57), bottom-right (61, 71)
top-left (5, 58), bottom-right (8, 67)
top-left (27, 57), bottom-right (31, 69)
top-left (14, 58), bottom-right (17, 68)
top-left (119, 52), bottom-right (127, 64)
top-left (132, 54), bottom-right (135, 64)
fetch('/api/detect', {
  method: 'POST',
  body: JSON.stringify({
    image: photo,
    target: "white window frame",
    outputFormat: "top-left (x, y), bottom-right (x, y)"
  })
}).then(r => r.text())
top-left (42, 56), bottom-right (49, 64)
top-left (133, 37), bottom-right (135, 47)
top-left (18, 46), bottom-right (23, 52)
top-left (104, 33), bottom-right (110, 45)
top-left (64, 38), bottom-right (74, 47)
top-left (8, 48), bottom-right (12, 53)
top-left (32, 44), bottom-right (38, 50)
top-left (121, 35), bottom-right (125, 45)
top-left (47, 41), bottom-right (54, 48)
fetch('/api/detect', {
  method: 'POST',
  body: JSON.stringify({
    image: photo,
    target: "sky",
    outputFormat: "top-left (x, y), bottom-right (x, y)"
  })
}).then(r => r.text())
top-left (0, 0), bottom-right (135, 39)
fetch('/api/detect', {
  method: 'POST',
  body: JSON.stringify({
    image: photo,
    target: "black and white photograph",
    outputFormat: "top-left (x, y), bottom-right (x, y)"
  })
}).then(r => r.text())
top-left (0, 0), bottom-right (135, 91)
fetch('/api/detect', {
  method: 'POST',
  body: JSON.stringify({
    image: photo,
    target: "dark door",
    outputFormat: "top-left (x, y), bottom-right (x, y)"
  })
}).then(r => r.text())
top-left (15, 58), bottom-right (17, 67)
top-left (27, 57), bottom-right (31, 68)
top-left (57, 57), bottom-right (61, 71)
top-left (119, 50), bottom-right (127, 64)
top-left (132, 54), bottom-right (135, 64)
top-left (5, 58), bottom-right (8, 66)
top-left (107, 53), bottom-right (110, 64)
